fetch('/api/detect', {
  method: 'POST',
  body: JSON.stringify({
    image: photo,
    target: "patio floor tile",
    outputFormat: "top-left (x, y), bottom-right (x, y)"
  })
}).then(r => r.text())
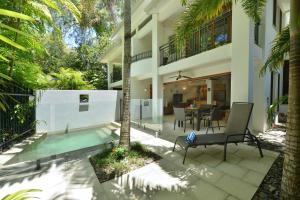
top-left (215, 175), bottom-right (257, 200)
top-left (189, 180), bottom-right (228, 200)
top-left (193, 164), bottom-right (224, 183)
top-left (151, 190), bottom-right (194, 200)
top-left (226, 195), bottom-right (239, 200)
top-left (196, 154), bottom-right (223, 167)
top-left (238, 156), bottom-right (275, 174)
top-left (242, 170), bottom-right (265, 187)
top-left (216, 162), bottom-right (248, 178)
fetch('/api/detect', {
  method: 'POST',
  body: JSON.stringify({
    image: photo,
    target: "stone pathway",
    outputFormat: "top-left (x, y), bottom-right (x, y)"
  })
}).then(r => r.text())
top-left (0, 125), bottom-right (278, 200)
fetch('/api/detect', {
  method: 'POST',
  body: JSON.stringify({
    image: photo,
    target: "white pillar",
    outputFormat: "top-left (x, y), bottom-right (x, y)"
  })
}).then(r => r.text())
top-left (206, 80), bottom-right (214, 104)
top-left (231, 2), bottom-right (252, 103)
top-left (152, 13), bottom-right (163, 120)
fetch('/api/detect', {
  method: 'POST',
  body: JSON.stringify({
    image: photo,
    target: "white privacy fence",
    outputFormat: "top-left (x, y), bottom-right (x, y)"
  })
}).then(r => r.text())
top-left (36, 90), bottom-right (122, 134)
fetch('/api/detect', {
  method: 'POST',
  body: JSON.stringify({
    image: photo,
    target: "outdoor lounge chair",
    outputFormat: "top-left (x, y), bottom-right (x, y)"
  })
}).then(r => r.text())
top-left (173, 102), bottom-right (263, 164)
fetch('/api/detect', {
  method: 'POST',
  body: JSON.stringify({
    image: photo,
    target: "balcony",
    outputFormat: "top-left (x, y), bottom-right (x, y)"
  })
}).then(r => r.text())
top-left (160, 10), bottom-right (232, 66)
top-left (131, 51), bottom-right (152, 63)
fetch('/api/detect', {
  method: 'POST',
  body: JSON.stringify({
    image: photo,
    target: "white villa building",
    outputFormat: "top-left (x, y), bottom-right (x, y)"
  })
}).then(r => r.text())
top-left (102, 0), bottom-right (290, 132)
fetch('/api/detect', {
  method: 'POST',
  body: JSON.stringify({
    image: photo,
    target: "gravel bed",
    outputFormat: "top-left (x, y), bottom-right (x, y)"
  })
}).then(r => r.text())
top-left (251, 129), bottom-right (285, 200)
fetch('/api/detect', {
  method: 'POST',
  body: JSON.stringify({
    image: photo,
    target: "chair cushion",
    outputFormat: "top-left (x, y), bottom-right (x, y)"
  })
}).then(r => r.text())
top-left (186, 131), bottom-right (197, 144)
top-left (176, 134), bottom-right (228, 148)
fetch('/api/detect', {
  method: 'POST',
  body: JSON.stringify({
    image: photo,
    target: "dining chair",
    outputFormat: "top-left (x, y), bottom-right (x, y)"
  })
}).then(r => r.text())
top-left (204, 108), bottom-right (225, 134)
top-left (173, 107), bottom-right (193, 132)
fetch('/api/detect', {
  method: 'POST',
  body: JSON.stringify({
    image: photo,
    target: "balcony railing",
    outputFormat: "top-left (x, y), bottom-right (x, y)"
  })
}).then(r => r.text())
top-left (159, 10), bottom-right (232, 66)
top-left (131, 51), bottom-right (152, 63)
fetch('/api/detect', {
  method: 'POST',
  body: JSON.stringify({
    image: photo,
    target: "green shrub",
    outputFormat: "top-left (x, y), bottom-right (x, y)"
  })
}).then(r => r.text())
top-left (111, 147), bottom-right (128, 161)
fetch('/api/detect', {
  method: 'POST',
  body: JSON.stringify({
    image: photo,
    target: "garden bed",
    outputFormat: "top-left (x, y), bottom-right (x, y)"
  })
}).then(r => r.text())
top-left (90, 142), bottom-right (161, 183)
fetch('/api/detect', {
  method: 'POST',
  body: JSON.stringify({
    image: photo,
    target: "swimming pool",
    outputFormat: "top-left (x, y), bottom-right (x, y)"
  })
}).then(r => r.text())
top-left (6, 126), bottom-right (118, 165)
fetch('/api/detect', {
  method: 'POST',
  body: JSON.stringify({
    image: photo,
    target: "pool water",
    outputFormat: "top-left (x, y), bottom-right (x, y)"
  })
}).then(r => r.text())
top-left (6, 126), bottom-right (118, 164)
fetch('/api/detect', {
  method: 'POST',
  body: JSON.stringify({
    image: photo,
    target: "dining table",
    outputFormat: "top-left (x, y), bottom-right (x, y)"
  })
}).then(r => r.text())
top-left (185, 106), bottom-right (212, 131)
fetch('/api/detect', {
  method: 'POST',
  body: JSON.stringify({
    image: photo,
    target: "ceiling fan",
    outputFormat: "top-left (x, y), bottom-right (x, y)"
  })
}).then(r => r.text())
top-left (169, 71), bottom-right (192, 80)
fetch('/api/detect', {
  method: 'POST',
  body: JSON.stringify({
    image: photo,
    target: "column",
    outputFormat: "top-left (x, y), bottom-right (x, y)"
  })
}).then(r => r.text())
top-left (152, 13), bottom-right (163, 120)
top-left (230, 2), bottom-right (252, 103)
top-left (206, 80), bottom-right (214, 104)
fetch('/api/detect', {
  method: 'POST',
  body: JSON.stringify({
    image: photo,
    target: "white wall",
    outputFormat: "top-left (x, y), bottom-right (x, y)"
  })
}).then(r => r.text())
top-left (252, 0), bottom-right (278, 132)
top-left (131, 57), bottom-right (152, 77)
top-left (131, 78), bottom-right (151, 99)
top-left (36, 90), bottom-right (119, 134)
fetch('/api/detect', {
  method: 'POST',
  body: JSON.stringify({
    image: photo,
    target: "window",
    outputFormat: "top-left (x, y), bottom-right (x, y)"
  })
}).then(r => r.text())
top-left (254, 23), bottom-right (260, 45)
top-left (80, 94), bottom-right (89, 103)
top-left (279, 9), bottom-right (283, 32)
top-left (273, 0), bottom-right (277, 26)
top-left (282, 60), bottom-right (289, 96)
top-left (79, 94), bottom-right (89, 112)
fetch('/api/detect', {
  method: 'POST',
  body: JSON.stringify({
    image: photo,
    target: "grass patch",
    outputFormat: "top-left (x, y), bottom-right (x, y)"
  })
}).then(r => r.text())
top-left (90, 142), bottom-right (161, 183)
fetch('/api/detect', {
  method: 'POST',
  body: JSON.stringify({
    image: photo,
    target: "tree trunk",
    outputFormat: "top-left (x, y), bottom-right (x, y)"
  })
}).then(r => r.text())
top-left (119, 0), bottom-right (131, 149)
top-left (281, 0), bottom-right (300, 199)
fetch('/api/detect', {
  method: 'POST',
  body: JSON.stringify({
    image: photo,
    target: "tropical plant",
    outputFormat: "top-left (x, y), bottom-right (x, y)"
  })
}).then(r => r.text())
top-left (50, 67), bottom-right (95, 90)
top-left (0, 0), bottom-right (81, 89)
top-left (260, 26), bottom-right (290, 76)
top-left (177, 0), bottom-right (300, 198)
top-left (0, 72), bottom-right (11, 111)
top-left (1, 189), bottom-right (41, 200)
top-left (267, 95), bottom-right (288, 125)
top-left (119, 0), bottom-right (131, 150)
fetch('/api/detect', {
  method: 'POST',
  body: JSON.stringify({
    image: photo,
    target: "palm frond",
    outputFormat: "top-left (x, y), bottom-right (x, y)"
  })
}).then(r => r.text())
top-left (0, 23), bottom-right (33, 38)
top-left (0, 9), bottom-right (35, 21)
top-left (1, 189), bottom-right (42, 200)
top-left (260, 26), bottom-right (290, 76)
top-left (40, 0), bottom-right (61, 13)
top-left (0, 35), bottom-right (27, 51)
top-left (240, 0), bottom-right (266, 23)
top-left (181, 0), bottom-right (188, 5)
top-left (58, 0), bottom-right (82, 22)
top-left (28, 1), bottom-right (54, 22)
top-left (176, 0), bottom-right (232, 42)
top-left (0, 73), bottom-right (12, 112)
top-left (0, 54), bottom-right (9, 62)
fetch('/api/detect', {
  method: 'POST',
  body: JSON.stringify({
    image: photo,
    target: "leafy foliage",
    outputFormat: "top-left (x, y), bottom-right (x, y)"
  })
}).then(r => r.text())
top-left (50, 67), bottom-right (95, 90)
top-left (260, 26), bottom-right (290, 76)
top-left (90, 142), bottom-right (161, 182)
top-left (176, 0), bottom-right (266, 42)
top-left (267, 95), bottom-right (288, 124)
top-left (0, 72), bottom-right (11, 111)
top-left (1, 189), bottom-right (41, 200)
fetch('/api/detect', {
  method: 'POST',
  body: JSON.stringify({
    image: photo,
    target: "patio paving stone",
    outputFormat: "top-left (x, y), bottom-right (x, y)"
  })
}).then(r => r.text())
top-left (225, 195), bottom-right (239, 200)
top-left (242, 170), bottom-right (265, 187)
top-left (216, 162), bottom-right (248, 178)
top-left (189, 180), bottom-right (228, 200)
top-left (238, 155), bottom-right (275, 174)
top-left (196, 154), bottom-right (223, 167)
top-left (215, 175), bottom-right (257, 200)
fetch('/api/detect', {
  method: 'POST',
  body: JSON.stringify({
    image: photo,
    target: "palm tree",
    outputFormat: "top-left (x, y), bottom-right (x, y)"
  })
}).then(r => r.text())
top-left (280, 1), bottom-right (300, 198)
top-left (119, 0), bottom-right (131, 149)
top-left (177, 0), bottom-right (300, 198)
